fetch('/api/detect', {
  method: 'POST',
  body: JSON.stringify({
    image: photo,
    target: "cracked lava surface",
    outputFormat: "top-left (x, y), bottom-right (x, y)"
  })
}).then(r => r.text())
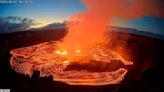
top-left (10, 41), bottom-right (133, 86)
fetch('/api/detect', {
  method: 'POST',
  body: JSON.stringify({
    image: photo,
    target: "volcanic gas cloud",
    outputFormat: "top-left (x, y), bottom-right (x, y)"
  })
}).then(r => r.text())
top-left (10, 0), bottom-right (164, 85)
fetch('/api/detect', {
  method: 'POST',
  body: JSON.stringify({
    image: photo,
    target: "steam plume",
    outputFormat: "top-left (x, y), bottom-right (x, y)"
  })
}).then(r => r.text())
top-left (63, 0), bottom-right (164, 51)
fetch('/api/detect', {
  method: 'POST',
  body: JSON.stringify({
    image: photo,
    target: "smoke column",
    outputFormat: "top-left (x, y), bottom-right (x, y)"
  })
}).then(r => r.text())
top-left (62, 0), bottom-right (164, 52)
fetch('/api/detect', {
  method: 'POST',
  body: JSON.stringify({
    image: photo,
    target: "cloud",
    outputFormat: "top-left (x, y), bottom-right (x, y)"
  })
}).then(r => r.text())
top-left (30, 22), bottom-right (66, 31)
top-left (0, 16), bottom-right (35, 33)
top-left (0, 16), bottom-right (67, 33)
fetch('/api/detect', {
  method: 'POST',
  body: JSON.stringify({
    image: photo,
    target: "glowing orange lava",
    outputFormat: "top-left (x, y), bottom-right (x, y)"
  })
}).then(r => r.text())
top-left (9, 0), bottom-right (164, 86)
top-left (10, 41), bottom-right (133, 86)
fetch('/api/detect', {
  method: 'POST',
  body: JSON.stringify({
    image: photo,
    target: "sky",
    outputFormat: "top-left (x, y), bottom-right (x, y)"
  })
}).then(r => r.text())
top-left (0, 0), bottom-right (164, 35)
top-left (0, 0), bottom-right (85, 23)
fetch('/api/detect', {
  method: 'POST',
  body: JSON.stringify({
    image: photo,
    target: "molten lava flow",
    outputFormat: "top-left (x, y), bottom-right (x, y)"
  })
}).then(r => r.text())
top-left (9, 0), bottom-right (164, 86)
top-left (10, 41), bottom-right (133, 86)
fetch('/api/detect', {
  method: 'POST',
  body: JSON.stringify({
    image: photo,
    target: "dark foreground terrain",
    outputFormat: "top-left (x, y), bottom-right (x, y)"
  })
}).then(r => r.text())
top-left (0, 27), bottom-right (164, 92)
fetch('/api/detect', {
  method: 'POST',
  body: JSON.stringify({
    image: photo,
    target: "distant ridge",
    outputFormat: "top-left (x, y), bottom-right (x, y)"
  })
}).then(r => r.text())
top-left (0, 25), bottom-right (163, 40)
top-left (110, 26), bottom-right (164, 40)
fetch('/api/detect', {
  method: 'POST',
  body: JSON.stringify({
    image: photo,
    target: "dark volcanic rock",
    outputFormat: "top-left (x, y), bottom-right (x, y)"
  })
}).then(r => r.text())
top-left (0, 27), bottom-right (164, 92)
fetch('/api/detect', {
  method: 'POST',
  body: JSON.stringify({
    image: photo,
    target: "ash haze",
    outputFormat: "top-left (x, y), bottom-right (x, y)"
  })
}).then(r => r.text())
top-left (0, 0), bottom-right (163, 35)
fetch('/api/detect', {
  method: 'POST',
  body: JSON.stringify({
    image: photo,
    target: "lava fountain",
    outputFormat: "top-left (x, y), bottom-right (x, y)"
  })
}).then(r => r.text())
top-left (10, 0), bottom-right (164, 85)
